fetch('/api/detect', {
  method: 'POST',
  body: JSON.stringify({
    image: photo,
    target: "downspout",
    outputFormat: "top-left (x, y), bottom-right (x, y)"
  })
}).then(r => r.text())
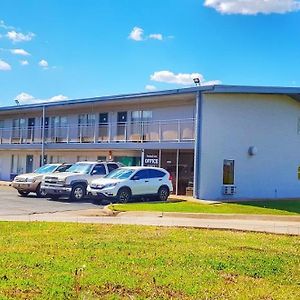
top-left (193, 91), bottom-right (203, 199)
top-left (41, 105), bottom-right (45, 166)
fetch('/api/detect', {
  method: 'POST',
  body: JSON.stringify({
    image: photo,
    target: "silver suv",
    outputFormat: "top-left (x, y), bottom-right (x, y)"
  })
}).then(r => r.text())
top-left (41, 161), bottom-right (122, 201)
top-left (12, 163), bottom-right (72, 197)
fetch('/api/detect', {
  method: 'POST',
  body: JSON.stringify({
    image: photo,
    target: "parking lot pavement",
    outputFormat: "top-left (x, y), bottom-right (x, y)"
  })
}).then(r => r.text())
top-left (0, 186), bottom-right (103, 216)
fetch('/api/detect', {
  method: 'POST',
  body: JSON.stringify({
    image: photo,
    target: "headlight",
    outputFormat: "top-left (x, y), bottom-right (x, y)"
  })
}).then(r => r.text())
top-left (91, 183), bottom-right (117, 189)
top-left (26, 178), bottom-right (36, 183)
top-left (103, 183), bottom-right (118, 188)
top-left (57, 180), bottom-right (66, 185)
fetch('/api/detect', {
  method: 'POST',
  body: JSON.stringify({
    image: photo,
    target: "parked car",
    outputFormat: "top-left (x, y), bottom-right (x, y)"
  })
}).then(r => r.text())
top-left (41, 161), bottom-right (123, 201)
top-left (11, 163), bottom-right (72, 197)
top-left (87, 166), bottom-right (173, 203)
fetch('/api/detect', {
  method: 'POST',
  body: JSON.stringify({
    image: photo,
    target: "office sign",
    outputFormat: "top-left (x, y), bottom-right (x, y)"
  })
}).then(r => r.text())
top-left (144, 153), bottom-right (159, 166)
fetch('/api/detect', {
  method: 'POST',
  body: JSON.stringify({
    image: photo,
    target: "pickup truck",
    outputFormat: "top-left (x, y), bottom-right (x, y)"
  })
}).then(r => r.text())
top-left (41, 161), bottom-right (122, 201)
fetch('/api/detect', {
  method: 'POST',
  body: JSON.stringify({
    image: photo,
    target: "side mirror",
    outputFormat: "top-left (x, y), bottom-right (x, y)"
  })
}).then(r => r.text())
top-left (91, 170), bottom-right (98, 175)
top-left (131, 175), bottom-right (140, 181)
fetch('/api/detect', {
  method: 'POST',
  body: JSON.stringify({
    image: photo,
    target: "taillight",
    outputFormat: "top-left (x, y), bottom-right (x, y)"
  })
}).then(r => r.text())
top-left (169, 174), bottom-right (173, 181)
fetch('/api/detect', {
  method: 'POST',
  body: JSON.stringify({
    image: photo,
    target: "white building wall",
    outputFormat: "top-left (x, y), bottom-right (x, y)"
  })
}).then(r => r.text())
top-left (200, 93), bottom-right (300, 200)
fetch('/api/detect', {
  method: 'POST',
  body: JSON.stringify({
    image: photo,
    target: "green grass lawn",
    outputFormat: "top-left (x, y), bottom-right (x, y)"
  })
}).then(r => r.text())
top-left (0, 222), bottom-right (299, 299)
top-left (109, 199), bottom-right (300, 215)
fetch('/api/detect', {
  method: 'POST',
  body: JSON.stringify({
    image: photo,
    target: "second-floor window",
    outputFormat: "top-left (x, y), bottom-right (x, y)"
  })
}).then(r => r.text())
top-left (78, 114), bottom-right (96, 139)
top-left (12, 118), bottom-right (26, 138)
top-left (50, 116), bottom-right (68, 139)
top-left (131, 111), bottom-right (152, 122)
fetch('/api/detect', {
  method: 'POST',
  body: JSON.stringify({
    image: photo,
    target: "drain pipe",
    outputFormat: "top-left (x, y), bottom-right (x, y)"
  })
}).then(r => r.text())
top-left (193, 91), bottom-right (203, 199)
top-left (41, 105), bottom-right (45, 166)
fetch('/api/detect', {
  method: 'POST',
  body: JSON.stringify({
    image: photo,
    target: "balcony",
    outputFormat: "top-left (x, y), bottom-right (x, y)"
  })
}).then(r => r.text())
top-left (0, 118), bottom-right (195, 145)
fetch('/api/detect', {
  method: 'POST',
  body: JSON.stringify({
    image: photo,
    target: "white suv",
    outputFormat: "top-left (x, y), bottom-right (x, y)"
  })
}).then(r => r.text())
top-left (41, 161), bottom-right (122, 201)
top-left (87, 166), bottom-right (173, 203)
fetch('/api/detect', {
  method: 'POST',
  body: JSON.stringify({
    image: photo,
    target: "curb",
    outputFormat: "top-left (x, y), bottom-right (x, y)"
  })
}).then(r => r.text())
top-left (109, 210), bottom-right (300, 222)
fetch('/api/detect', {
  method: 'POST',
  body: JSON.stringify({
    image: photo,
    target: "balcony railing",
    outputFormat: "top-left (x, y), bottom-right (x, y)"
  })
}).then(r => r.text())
top-left (0, 118), bottom-right (195, 145)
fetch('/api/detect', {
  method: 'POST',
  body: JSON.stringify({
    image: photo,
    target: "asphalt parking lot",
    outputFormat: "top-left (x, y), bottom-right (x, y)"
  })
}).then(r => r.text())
top-left (0, 186), bottom-right (103, 216)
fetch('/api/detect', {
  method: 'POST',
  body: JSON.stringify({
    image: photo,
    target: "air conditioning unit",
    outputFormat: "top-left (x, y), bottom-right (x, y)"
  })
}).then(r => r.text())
top-left (222, 185), bottom-right (236, 195)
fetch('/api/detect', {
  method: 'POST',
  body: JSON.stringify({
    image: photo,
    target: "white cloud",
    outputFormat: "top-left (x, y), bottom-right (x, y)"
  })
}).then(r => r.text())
top-left (0, 59), bottom-right (11, 71)
top-left (38, 59), bottom-right (48, 68)
top-left (20, 60), bottom-right (29, 66)
top-left (150, 70), bottom-right (221, 86)
top-left (151, 71), bottom-right (203, 85)
top-left (204, 0), bottom-right (300, 15)
top-left (6, 31), bottom-right (35, 42)
top-left (129, 27), bottom-right (166, 41)
top-left (10, 48), bottom-right (30, 56)
top-left (149, 33), bottom-right (163, 40)
top-left (15, 92), bottom-right (68, 104)
top-left (145, 85), bottom-right (157, 91)
top-left (49, 94), bottom-right (68, 101)
top-left (129, 26), bottom-right (144, 41)
top-left (0, 20), bottom-right (14, 30)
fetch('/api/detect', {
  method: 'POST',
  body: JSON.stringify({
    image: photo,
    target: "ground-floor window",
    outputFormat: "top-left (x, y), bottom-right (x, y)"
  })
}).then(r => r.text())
top-left (115, 156), bottom-right (141, 166)
top-left (223, 159), bottom-right (235, 185)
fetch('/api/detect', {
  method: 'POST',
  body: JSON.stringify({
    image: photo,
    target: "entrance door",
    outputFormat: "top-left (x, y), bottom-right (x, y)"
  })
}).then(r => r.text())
top-left (26, 155), bottom-right (34, 173)
top-left (28, 118), bottom-right (35, 142)
top-left (99, 113), bottom-right (109, 141)
top-left (117, 112), bottom-right (127, 141)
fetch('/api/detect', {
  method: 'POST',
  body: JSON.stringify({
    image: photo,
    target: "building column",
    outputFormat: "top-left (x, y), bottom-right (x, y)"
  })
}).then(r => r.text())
top-left (193, 91), bottom-right (202, 199)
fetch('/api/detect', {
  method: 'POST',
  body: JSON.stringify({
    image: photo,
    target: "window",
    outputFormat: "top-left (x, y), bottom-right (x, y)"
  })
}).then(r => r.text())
top-left (0, 120), bottom-right (4, 129)
top-left (12, 118), bottom-right (26, 138)
top-left (92, 164), bottom-right (106, 175)
top-left (107, 163), bottom-right (119, 173)
top-left (78, 114), bottom-right (95, 126)
top-left (134, 169), bottom-right (149, 179)
top-left (50, 116), bottom-right (68, 140)
top-left (223, 160), bottom-right (234, 185)
top-left (149, 169), bottom-right (165, 178)
top-left (56, 165), bottom-right (72, 172)
top-left (131, 111), bottom-right (152, 121)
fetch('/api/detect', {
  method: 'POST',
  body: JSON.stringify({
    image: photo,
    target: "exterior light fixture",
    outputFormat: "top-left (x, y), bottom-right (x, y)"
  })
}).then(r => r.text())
top-left (248, 146), bottom-right (258, 156)
top-left (193, 78), bottom-right (201, 86)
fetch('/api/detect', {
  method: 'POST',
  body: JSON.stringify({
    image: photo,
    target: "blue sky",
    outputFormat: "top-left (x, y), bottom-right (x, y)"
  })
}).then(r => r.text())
top-left (0, 0), bottom-right (300, 105)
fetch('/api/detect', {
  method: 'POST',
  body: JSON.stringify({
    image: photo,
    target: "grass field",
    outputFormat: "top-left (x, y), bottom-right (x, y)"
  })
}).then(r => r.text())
top-left (0, 222), bottom-right (299, 299)
top-left (110, 199), bottom-right (300, 215)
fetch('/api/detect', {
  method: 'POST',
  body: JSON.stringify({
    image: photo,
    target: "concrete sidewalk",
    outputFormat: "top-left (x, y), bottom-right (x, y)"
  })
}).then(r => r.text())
top-left (0, 181), bottom-right (11, 187)
top-left (0, 208), bottom-right (299, 235)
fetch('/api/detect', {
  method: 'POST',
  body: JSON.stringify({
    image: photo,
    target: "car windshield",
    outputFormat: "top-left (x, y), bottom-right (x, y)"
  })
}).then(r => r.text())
top-left (34, 164), bottom-right (59, 174)
top-left (66, 163), bottom-right (92, 174)
top-left (105, 168), bottom-right (134, 179)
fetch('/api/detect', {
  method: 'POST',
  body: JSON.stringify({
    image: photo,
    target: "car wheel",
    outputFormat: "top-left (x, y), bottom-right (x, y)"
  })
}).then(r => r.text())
top-left (36, 184), bottom-right (47, 198)
top-left (117, 187), bottom-right (131, 203)
top-left (18, 190), bottom-right (29, 197)
top-left (158, 186), bottom-right (169, 201)
top-left (70, 184), bottom-right (86, 201)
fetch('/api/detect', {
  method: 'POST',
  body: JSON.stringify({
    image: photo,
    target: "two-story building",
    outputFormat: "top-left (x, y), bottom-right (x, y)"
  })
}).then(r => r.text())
top-left (1, 84), bottom-right (300, 200)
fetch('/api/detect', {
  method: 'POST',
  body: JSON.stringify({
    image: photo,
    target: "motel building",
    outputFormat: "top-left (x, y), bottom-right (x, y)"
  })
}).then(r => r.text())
top-left (1, 84), bottom-right (300, 200)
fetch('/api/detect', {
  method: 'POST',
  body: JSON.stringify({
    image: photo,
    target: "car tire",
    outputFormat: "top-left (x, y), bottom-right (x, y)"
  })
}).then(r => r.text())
top-left (18, 190), bottom-right (29, 197)
top-left (158, 186), bottom-right (169, 202)
top-left (117, 187), bottom-right (131, 203)
top-left (36, 184), bottom-right (47, 198)
top-left (70, 184), bottom-right (86, 201)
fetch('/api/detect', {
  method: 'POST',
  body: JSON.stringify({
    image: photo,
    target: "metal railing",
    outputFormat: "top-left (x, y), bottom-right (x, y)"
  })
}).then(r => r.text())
top-left (0, 118), bottom-right (195, 145)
